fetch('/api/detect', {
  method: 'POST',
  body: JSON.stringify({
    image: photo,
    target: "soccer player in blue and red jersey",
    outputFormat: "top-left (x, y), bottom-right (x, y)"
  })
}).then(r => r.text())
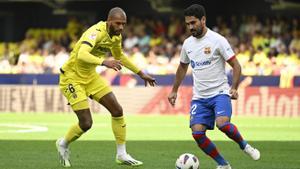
top-left (168, 4), bottom-right (260, 169)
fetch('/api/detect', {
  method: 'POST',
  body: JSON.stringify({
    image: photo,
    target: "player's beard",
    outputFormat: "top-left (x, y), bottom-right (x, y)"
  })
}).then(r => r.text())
top-left (112, 29), bottom-right (121, 36)
top-left (191, 26), bottom-right (203, 38)
top-left (109, 26), bottom-right (121, 36)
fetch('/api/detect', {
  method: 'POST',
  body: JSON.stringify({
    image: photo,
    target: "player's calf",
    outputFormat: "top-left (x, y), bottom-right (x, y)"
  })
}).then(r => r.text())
top-left (218, 122), bottom-right (247, 149)
top-left (192, 131), bottom-right (229, 166)
top-left (218, 122), bottom-right (260, 161)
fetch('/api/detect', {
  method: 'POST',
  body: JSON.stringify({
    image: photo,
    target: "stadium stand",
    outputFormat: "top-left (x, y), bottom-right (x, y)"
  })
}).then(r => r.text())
top-left (0, 15), bottom-right (299, 78)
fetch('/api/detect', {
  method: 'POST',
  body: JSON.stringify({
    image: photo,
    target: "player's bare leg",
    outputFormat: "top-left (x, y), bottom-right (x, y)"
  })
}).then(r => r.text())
top-left (99, 92), bottom-right (143, 166)
top-left (56, 108), bottom-right (92, 167)
top-left (216, 116), bottom-right (260, 161)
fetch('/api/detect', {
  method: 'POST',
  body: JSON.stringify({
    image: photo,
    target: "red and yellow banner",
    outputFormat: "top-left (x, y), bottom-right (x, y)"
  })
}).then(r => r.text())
top-left (0, 85), bottom-right (299, 117)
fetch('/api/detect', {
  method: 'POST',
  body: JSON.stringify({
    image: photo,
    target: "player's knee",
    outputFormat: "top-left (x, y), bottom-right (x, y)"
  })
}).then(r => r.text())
top-left (216, 123), bottom-right (224, 129)
top-left (80, 120), bottom-right (93, 131)
top-left (192, 131), bottom-right (206, 141)
top-left (111, 106), bottom-right (123, 117)
top-left (216, 117), bottom-right (230, 129)
top-left (191, 124), bottom-right (207, 131)
top-left (216, 121), bottom-right (229, 129)
top-left (116, 105), bottom-right (123, 114)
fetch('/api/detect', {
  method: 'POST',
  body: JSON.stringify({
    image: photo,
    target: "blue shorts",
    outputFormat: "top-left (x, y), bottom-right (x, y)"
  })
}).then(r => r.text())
top-left (189, 94), bottom-right (232, 130)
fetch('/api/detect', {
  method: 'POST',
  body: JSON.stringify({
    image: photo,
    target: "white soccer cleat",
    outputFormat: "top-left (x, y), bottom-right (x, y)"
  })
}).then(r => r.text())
top-left (216, 164), bottom-right (232, 169)
top-left (56, 138), bottom-right (71, 167)
top-left (244, 144), bottom-right (260, 160)
top-left (116, 153), bottom-right (143, 166)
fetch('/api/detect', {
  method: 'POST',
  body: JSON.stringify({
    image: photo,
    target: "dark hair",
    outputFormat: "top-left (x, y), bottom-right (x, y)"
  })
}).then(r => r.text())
top-left (184, 4), bottom-right (206, 19)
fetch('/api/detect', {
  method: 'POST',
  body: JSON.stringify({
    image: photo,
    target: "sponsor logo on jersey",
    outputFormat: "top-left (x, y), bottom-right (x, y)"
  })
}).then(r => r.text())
top-left (191, 60), bottom-right (211, 68)
top-left (190, 55), bottom-right (219, 69)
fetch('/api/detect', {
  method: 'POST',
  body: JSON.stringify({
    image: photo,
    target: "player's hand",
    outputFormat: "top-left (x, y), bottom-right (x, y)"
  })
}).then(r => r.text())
top-left (137, 71), bottom-right (156, 86)
top-left (230, 88), bottom-right (238, 100)
top-left (102, 59), bottom-right (123, 71)
top-left (168, 92), bottom-right (177, 107)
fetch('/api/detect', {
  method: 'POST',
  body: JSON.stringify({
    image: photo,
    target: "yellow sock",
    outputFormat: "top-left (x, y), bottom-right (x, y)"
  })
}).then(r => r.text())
top-left (112, 116), bottom-right (126, 145)
top-left (64, 123), bottom-right (84, 144)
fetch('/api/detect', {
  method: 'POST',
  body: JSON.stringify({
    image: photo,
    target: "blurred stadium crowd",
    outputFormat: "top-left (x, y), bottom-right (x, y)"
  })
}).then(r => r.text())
top-left (0, 15), bottom-right (299, 76)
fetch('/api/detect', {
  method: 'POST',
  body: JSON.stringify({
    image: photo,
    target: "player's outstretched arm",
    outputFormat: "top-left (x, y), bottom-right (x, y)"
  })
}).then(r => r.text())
top-left (137, 71), bottom-right (156, 87)
top-left (111, 46), bottom-right (156, 86)
top-left (168, 62), bottom-right (189, 106)
top-left (111, 47), bottom-right (140, 74)
top-left (102, 59), bottom-right (123, 71)
top-left (227, 57), bottom-right (241, 100)
top-left (77, 43), bottom-right (105, 65)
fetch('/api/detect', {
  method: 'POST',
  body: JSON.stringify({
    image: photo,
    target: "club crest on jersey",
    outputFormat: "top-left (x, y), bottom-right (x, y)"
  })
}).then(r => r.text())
top-left (204, 47), bottom-right (211, 54)
top-left (89, 32), bottom-right (97, 40)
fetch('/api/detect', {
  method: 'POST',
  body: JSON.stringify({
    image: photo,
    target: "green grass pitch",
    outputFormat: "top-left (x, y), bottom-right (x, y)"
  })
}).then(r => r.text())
top-left (0, 113), bottom-right (299, 169)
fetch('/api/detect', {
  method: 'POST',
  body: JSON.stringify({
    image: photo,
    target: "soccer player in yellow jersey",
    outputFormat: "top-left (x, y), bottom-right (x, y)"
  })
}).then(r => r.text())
top-left (55, 7), bottom-right (156, 167)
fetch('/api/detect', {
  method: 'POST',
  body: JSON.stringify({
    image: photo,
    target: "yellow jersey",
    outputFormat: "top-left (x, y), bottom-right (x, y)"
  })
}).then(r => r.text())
top-left (61, 21), bottom-right (140, 84)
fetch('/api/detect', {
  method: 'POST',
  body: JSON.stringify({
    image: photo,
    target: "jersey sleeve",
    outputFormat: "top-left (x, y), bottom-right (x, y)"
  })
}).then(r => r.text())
top-left (180, 43), bottom-right (190, 63)
top-left (77, 45), bottom-right (105, 65)
top-left (77, 30), bottom-right (105, 65)
top-left (81, 30), bottom-right (98, 48)
top-left (218, 36), bottom-right (235, 61)
top-left (111, 37), bottom-right (140, 73)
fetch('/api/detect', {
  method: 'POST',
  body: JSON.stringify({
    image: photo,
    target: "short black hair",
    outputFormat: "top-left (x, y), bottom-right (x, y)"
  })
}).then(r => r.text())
top-left (184, 4), bottom-right (206, 19)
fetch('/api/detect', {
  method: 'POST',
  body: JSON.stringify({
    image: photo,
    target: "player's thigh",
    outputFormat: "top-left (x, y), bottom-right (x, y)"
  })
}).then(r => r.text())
top-left (190, 100), bottom-right (215, 130)
top-left (86, 75), bottom-right (112, 101)
top-left (86, 76), bottom-right (122, 116)
top-left (98, 92), bottom-right (123, 116)
top-left (59, 76), bottom-right (88, 111)
top-left (213, 94), bottom-right (232, 127)
top-left (213, 94), bottom-right (232, 118)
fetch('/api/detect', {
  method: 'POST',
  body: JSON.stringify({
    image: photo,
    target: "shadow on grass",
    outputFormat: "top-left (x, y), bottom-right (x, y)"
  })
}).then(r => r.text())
top-left (0, 141), bottom-right (299, 169)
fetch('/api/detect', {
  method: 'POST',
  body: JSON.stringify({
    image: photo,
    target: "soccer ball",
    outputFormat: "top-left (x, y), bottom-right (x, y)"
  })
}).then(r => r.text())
top-left (175, 153), bottom-right (200, 169)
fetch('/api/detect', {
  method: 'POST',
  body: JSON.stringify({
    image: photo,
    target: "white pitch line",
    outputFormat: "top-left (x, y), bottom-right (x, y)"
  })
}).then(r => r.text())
top-left (0, 124), bottom-right (48, 133)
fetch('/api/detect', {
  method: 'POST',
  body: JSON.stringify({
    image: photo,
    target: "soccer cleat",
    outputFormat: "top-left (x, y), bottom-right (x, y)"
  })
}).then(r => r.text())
top-left (56, 138), bottom-right (71, 167)
top-left (216, 164), bottom-right (232, 169)
top-left (243, 144), bottom-right (260, 160)
top-left (116, 154), bottom-right (143, 166)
